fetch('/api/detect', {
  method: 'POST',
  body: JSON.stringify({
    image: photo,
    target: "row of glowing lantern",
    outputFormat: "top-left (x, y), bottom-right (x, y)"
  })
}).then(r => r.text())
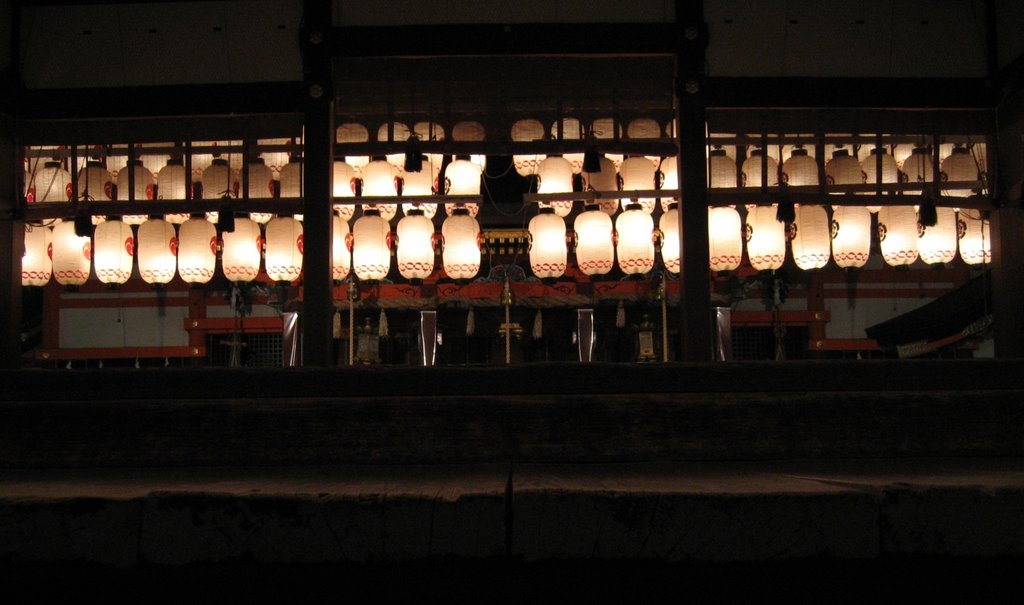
top-left (25, 140), bottom-right (982, 223)
top-left (24, 153), bottom-right (479, 225)
top-left (21, 198), bottom-right (992, 288)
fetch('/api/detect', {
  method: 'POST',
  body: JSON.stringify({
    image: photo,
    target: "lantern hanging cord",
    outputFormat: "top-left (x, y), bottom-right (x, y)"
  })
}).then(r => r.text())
top-left (480, 164), bottom-right (527, 219)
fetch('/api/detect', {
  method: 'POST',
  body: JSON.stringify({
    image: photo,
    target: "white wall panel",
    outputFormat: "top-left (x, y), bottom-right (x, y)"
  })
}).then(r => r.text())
top-left (59, 304), bottom-right (189, 348)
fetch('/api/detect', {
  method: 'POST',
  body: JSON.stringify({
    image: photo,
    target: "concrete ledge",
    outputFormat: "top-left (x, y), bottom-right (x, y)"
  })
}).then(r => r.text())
top-left (2, 459), bottom-right (1023, 566)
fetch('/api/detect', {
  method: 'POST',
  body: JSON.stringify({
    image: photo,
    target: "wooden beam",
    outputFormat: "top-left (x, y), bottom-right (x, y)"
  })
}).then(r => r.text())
top-left (708, 78), bottom-right (995, 110)
top-left (19, 83), bottom-right (305, 122)
top-left (332, 23), bottom-right (680, 57)
top-left (36, 346), bottom-right (204, 361)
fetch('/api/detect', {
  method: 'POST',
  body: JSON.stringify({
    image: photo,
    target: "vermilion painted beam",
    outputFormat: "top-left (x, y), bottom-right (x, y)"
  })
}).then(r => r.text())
top-left (184, 317), bottom-right (284, 333)
top-left (36, 346), bottom-right (205, 361)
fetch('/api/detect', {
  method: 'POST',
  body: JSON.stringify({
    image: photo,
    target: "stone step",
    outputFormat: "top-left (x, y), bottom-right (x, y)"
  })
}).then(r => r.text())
top-left (2, 388), bottom-right (1022, 467)
top-left (2, 459), bottom-right (1023, 567)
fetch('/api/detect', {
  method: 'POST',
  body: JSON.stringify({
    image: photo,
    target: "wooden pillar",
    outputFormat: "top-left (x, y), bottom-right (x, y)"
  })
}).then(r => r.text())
top-left (989, 117), bottom-right (1024, 357)
top-left (675, 0), bottom-right (712, 361)
top-left (0, 114), bottom-right (21, 368)
top-left (300, 0), bottom-right (335, 366)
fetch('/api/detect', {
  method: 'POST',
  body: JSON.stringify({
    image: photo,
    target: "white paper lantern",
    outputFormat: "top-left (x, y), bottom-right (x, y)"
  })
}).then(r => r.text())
top-left (177, 218), bottom-right (217, 284)
top-left (157, 158), bottom-right (189, 224)
top-left (245, 159), bottom-right (276, 224)
top-left (332, 161), bottom-right (357, 222)
top-left (352, 209), bottom-right (391, 281)
top-left (709, 148), bottom-right (738, 188)
top-left (745, 205), bottom-right (786, 271)
top-left (877, 205), bottom-right (919, 267)
top-left (917, 206), bottom-right (957, 265)
top-left (615, 203), bottom-right (655, 275)
top-left (659, 203), bottom-right (680, 274)
top-left (552, 117), bottom-right (585, 173)
top-left (27, 161), bottom-right (72, 203)
top-left (264, 216), bottom-right (303, 282)
top-left (22, 224), bottom-right (52, 286)
top-left (781, 147), bottom-right (817, 187)
top-left (221, 217), bottom-right (262, 282)
top-left (331, 214), bottom-right (351, 281)
top-left (396, 210), bottom-right (435, 280)
top-left (361, 159), bottom-right (398, 221)
top-left (660, 156), bottom-right (679, 190)
top-left (79, 160), bottom-right (113, 225)
top-left (400, 169), bottom-right (437, 219)
top-left (201, 158), bottom-right (240, 223)
top-left (655, 156), bottom-right (679, 213)
top-left (618, 157), bottom-right (657, 214)
top-left (116, 160), bottom-right (155, 225)
top-left (511, 118), bottom-right (546, 177)
top-left (708, 206), bottom-right (743, 272)
top-left (536, 156), bottom-right (574, 217)
top-left (741, 149), bottom-right (778, 188)
top-left (861, 147), bottom-right (899, 213)
top-left (93, 220), bottom-right (134, 285)
top-left (830, 205), bottom-right (872, 269)
top-left (824, 149), bottom-right (864, 191)
top-left (941, 146), bottom-right (980, 197)
top-left (444, 159), bottom-right (481, 195)
top-left (137, 219), bottom-right (177, 285)
top-left (528, 209), bottom-right (567, 279)
top-left (52, 221), bottom-right (92, 286)
top-left (581, 156), bottom-right (619, 215)
top-left (441, 209), bottom-right (481, 280)
top-left (901, 146), bottom-right (934, 194)
top-left (279, 157), bottom-right (303, 197)
top-left (574, 205), bottom-right (615, 276)
top-left (444, 159), bottom-right (481, 217)
top-left (77, 160), bottom-right (112, 201)
top-left (791, 205), bottom-right (830, 270)
top-left (958, 212), bottom-right (990, 265)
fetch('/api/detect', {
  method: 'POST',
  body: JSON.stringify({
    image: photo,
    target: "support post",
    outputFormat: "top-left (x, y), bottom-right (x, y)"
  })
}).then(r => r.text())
top-left (0, 116), bottom-right (21, 368)
top-left (991, 204), bottom-right (1024, 357)
top-left (300, 0), bottom-right (335, 366)
top-left (675, 0), bottom-right (712, 361)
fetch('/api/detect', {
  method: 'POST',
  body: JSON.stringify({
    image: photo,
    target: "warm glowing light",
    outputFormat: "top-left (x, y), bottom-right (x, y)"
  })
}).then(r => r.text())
top-left (745, 205), bottom-right (786, 271)
top-left (615, 203), bottom-right (655, 275)
top-left (918, 207), bottom-right (957, 265)
top-left (441, 209), bottom-right (481, 280)
top-left (221, 217), bottom-right (262, 282)
top-left (22, 224), bottom-right (52, 286)
top-left (265, 216), bottom-right (303, 282)
top-left (574, 205), bottom-right (615, 276)
top-left (708, 206), bottom-right (743, 272)
top-left (830, 206), bottom-right (871, 269)
top-left (528, 209), bottom-right (567, 279)
top-left (352, 209), bottom-right (391, 280)
top-left (52, 221), bottom-right (92, 286)
top-left (791, 205), bottom-right (830, 270)
top-left (536, 156), bottom-right (574, 217)
top-left (396, 210), bottom-right (436, 280)
top-left (177, 218), bottom-right (217, 284)
top-left (877, 205), bottom-right (919, 267)
top-left (137, 219), bottom-right (177, 285)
